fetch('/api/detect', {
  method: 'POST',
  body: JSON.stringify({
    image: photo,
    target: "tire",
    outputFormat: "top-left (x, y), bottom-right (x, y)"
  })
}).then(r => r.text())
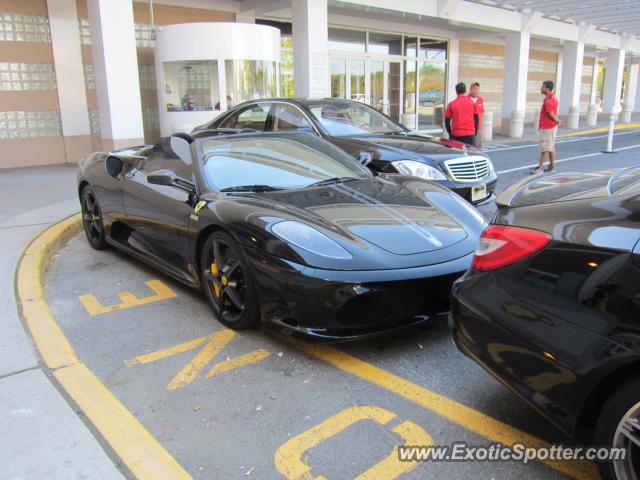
top-left (80, 185), bottom-right (107, 250)
top-left (594, 376), bottom-right (640, 480)
top-left (200, 231), bottom-right (259, 329)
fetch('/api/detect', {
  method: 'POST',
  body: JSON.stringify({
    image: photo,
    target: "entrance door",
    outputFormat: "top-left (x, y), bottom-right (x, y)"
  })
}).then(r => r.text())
top-left (370, 60), bottom-right (401, 122)
top-left (330, 58), bottom-right (366, 101)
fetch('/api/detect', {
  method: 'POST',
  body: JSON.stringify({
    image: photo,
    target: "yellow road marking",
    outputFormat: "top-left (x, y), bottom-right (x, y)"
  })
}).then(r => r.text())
top-left (295, 342), bottom-right (600, 480)
top-left (167, 330), bottom-right (235, 390)
top-left (206, 349), bottom-right (271, 378)
top-left (78, 279), bottom-right (177, 316)
top-left (125, 335), bottom-right (210, 367)
top-left (125, 330), bottom-right (271, 389)
top-left (16, 214), bottom-right (192, 479)
top-left (275, 405), bottom-right (432, 480)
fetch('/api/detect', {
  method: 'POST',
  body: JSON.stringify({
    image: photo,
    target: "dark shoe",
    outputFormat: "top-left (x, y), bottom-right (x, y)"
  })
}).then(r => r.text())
top-left (530, 167), bottom-right (542, 174)
top-left (543, 166), bottom-right (555, 173)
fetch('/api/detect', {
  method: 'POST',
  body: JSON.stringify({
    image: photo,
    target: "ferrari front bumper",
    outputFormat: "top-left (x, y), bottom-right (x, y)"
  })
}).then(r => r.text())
top-left (242, 246), bottom-right (473, 341)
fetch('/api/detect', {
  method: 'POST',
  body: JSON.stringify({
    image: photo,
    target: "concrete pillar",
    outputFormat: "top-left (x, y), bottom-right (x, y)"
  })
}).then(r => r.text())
top-left (88, 0), bottom-right (144, 151)
top-left (446, 39), bottom-right (460, 105)
top-left (47, 0), bottom-right (92, 163)
top-left (590, 59), bottom-right (599, 105)
top-left (636, 66), bottom-right (640, 114)
top-left (292, 0), bottom-right (329, 98)
top-left (501, 31), bottom-right (530, 137)
top-left (558, 41), bottom-right (584, 129)
top-left (236, 10), bottom-right (255, 23)
top-left (621, 63), bottom-right (638, 121)
top-left (603, 48), bottom-right (625, 117)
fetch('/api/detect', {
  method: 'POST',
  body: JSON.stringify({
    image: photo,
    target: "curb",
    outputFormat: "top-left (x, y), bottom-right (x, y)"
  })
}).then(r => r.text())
top-left (15, 214), bottom-right (193, 480)
top-left (486, 122), bottom-right (640, 145)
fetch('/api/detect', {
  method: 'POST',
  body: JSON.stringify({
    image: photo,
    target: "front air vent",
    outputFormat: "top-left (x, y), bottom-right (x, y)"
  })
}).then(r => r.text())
top-left (444, 156), bottom-right (490, 183)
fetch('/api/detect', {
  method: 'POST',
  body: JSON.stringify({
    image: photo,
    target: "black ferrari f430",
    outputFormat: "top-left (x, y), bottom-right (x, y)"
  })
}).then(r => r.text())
top-left (78, 131), bottom-right (486, 339)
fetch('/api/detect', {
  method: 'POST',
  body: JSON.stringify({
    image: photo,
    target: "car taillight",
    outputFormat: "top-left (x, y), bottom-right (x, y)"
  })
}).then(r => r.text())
top-left (472, 225), bottom-right (552, 272)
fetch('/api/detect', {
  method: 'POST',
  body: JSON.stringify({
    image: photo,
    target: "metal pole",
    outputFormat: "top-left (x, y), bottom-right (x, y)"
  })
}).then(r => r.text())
top-left (602, 111), bottom-right (617, 154)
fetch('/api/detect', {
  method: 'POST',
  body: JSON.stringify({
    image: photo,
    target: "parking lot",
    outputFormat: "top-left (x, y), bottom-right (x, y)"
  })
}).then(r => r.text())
top-left (37, 128), bottom-right (640, 479)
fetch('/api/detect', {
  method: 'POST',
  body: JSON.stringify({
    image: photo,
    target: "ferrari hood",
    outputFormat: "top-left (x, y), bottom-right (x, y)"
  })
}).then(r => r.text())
top-left (255, 175), bottom-right (484, 258)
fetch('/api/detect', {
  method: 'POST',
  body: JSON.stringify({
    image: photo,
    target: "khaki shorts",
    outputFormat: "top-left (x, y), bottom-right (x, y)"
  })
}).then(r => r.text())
top-left (538, 126), bottom-right (558, 152)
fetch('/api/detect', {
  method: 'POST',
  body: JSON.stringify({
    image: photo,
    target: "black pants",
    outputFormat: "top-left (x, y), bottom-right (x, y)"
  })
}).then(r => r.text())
top-left (450, 135), bottom-right (476, 146)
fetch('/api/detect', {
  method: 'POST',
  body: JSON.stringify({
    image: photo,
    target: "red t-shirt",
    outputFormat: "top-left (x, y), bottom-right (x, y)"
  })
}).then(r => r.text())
top-left (445, 95), bottom-right (479, 136)
top-left (539, 93), bottom-right (559, 130)
top-left (471, 95), bottom-right (485, 129)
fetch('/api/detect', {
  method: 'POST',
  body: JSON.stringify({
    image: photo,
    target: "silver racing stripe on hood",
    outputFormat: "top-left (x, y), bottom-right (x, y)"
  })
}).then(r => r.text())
top-left (329, 183), bottom-right (444, 249)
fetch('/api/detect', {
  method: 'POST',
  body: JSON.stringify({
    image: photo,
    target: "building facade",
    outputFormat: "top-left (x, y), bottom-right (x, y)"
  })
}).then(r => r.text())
top-left (0, 0), bottom-right (639, 168)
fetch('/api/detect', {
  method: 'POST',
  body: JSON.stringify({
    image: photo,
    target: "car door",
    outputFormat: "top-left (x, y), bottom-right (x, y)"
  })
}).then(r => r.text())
top-left (121, 138), bottom-right (196, 282)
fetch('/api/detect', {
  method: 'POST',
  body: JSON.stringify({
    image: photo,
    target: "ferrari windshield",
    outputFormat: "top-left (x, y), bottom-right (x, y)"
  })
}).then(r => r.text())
top-left (307, 101), bottom-right (406, 137)
top-left (199, 133), bottom-right (372, 192)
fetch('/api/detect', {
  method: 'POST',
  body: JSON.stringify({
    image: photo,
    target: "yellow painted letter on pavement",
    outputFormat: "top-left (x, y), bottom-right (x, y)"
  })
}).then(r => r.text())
top-left (275, 405), bottom-right (432, 480)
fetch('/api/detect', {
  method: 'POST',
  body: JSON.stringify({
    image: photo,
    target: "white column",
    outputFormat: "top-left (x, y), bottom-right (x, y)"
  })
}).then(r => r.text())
top-left (446, 39), bottom-right (459, 105)
top-left (292, 0), bottom-right (329, 98)
top-left (590, 59), bottom-right (599, 105)
top-left (558, 40), bottom-right (583, 129)
top-left (603, 48), bottom-right (625, 116)
top-left (501, 31), bottom-right (530, 137)
top-left (88, 0), bottom-right (144, 150)
top-left (635, 66), bottom-right (640, 113)
top-left (47, 0), bottom-right (91, 162)
top-left (621, 63), bottom-right (638, 121)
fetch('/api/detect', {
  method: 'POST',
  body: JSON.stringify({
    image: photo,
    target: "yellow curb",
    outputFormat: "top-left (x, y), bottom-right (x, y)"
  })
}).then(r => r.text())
top-left (485, 122), bottom-right (640, 145)
top-left (15, 213), bottom-right (193, 480)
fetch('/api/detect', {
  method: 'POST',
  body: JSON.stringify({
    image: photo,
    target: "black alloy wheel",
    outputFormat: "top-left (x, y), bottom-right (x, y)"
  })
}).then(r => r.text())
top-left (81, 186), bottom-right (107, 250)
top-left (201, 232), bottom-right (259, 329)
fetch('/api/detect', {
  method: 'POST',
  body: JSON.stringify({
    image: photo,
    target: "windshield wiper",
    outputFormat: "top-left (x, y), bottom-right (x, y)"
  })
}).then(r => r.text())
top-left (220, 184), bottom-right (285, 192)
top-left (307, 177), bottom-right (359, 187)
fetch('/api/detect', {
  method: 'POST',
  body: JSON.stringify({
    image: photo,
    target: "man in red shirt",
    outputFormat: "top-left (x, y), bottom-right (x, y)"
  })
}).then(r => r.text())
top-left (530, 80), bottom-right (564, 174)
top-left (469, 82), bottom-right (484, 148)
top-left (445, 82), bottom-right (479, 146)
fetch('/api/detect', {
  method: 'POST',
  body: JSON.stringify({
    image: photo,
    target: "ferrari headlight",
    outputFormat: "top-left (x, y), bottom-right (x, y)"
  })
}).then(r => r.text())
top-left (392, 160), bottom-right (447, 180)
top-left (271, 221), bottom-right (352, 259)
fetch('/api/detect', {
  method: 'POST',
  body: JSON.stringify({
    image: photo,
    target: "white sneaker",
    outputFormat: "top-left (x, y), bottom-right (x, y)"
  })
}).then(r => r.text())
top-left (530, 167), bottom-right (542, 174)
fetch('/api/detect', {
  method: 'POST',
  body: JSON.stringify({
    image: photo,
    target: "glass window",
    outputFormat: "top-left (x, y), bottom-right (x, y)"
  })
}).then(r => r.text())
top-left (200, 134), bottom-right (372, 191)
top-left (280, 50), bottom-right (294, 97)
top-left (419, 38), bottom-right (447, 60)
top-left (163, 61), bottom-right (218, 112)
top-left (350, 59), bottom-right (365, 101)
top-left (404, 37), bottom-right (418, 57)
top-left (307, 101), bottom-right (404, 136)
top-left (220, 102), bottom-right (270, 131)
top-left (271, 103), bottom-right (313, 132)
top-left (225, 60), bottom-right (277, 106)
top-left (368, 32), bottom-right (402, 55)
top-left (404, 60), bottom-right (416, 114)
top-left (331, 58), bottom-right (347, 99)
top-left (328, 28), bottom-right (366, 53)
top-left (418, 61), bottom-right (445, 129)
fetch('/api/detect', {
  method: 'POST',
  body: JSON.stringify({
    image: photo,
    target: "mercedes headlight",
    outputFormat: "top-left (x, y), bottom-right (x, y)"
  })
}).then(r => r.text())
top-left (392, 160), bottom-right (447, 181)
top-left (271, 221), bottom-right (352, 259)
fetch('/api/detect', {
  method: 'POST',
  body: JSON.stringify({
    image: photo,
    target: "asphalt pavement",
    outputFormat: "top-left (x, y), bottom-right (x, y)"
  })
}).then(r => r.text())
top-left (3, 122), bottom-right (640, 480)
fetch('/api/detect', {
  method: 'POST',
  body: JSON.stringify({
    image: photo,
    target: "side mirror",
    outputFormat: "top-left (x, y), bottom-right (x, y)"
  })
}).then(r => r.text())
top-left (147, 169), bottom-right (195, 194)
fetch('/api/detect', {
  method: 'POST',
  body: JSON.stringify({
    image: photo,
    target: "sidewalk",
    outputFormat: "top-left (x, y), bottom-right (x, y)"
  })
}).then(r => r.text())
top-left (0, 164), bottom-right (124, 479)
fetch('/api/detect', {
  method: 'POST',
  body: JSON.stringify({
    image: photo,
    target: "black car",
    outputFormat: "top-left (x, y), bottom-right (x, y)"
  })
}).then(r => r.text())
top-left (193, 98), bottom-right (497, 206)
top-left (78, 131), bottom-right (487, 340)
top-left (449, 168), bottom-right (640, 479)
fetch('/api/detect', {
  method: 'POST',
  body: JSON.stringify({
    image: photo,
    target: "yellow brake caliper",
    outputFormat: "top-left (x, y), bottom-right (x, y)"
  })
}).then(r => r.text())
top-left (211, 262), bottom-right (220, 297)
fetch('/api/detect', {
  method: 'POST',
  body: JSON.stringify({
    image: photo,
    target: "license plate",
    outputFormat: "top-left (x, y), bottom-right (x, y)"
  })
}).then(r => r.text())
top-left (471, 184), bottom-right (487, 202)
